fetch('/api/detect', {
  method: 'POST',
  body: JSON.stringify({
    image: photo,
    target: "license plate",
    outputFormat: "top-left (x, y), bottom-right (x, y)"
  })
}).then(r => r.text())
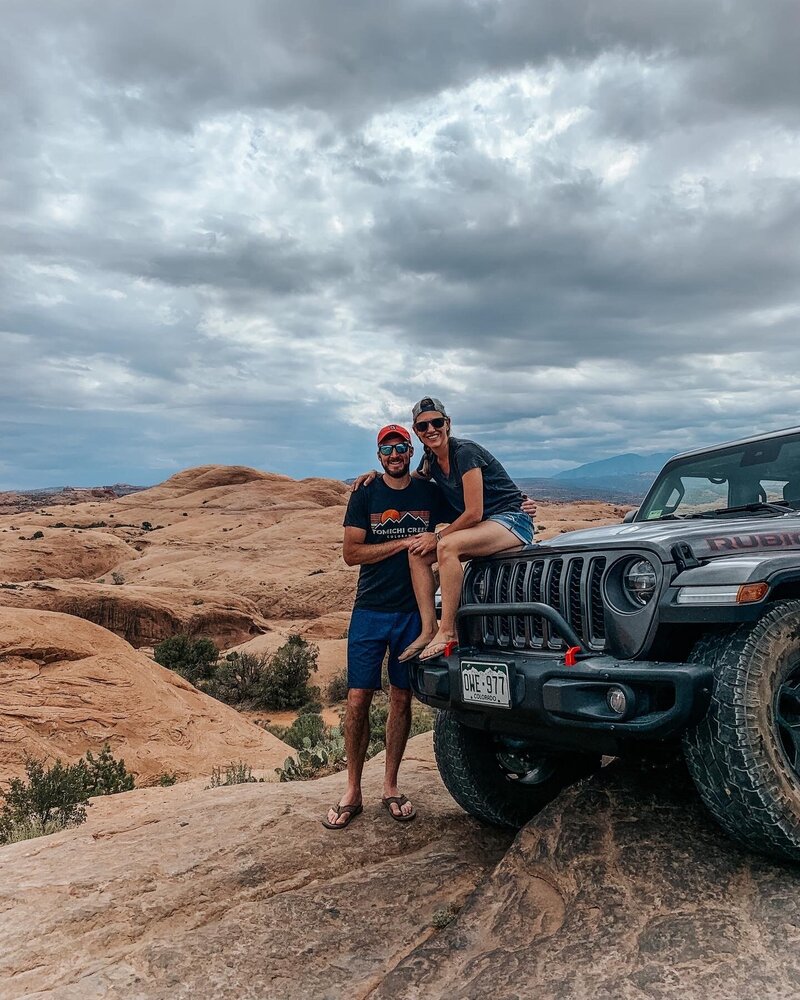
top-left (460, 661), bottom-right (511, 708)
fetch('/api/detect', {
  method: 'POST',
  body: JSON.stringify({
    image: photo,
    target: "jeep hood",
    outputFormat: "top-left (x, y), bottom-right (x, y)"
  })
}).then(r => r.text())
top-left (542, 514), bottom-right (800, 562)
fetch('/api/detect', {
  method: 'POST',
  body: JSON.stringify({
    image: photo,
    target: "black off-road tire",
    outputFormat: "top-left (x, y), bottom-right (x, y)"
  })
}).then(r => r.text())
top-left (433, 709), bottom-right (598, 829)
top-left (683, 601), bottom-right (800, 862)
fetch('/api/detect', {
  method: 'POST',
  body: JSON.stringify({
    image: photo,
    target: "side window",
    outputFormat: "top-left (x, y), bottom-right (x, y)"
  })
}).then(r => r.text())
top-left (762, 479), bottom-right (790, 503)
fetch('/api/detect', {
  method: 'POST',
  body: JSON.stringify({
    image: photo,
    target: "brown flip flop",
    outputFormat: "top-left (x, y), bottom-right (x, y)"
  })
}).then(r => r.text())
top-left (382, 795), bottom-right (416, 822)
top-left (321, 802), bottom-right (363, 830)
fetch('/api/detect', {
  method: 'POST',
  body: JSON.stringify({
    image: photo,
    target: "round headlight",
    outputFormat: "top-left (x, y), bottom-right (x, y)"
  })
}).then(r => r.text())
top-left (623, 558), bottom-right (657, 606)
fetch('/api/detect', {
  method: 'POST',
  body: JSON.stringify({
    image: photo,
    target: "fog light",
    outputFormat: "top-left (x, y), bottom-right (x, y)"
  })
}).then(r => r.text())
top-left (607, 686), bottom-right (628, 715)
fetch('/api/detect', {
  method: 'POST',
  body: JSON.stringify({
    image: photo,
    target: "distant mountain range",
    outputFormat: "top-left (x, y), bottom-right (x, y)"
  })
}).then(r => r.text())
top-left (517, 451), bottom-right (676, 504)
top-left (553, 452), bottom-right (675, 481)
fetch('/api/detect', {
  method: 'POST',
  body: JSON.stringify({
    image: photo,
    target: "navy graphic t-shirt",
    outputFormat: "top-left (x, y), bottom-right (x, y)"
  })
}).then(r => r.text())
top-left (344, 477), bottom-right (443, 612)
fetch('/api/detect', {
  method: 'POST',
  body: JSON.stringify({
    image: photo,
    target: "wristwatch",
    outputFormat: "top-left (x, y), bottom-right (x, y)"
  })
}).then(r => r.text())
top-left (435, 530), bottom-right (442, 542)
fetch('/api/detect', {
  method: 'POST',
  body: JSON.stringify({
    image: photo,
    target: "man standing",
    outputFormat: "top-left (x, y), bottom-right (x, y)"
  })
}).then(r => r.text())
top-left (323, 424), bottom-right (443, 829)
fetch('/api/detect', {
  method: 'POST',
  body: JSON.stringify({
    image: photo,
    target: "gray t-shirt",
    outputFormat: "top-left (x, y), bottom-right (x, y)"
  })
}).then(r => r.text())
top-left (418, 437), bottom-right (523, 518)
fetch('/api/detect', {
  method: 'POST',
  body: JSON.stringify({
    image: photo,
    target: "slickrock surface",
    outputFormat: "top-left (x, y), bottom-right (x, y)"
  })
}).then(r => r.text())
top-left (0, 608), bottom-right (290, 783)
top-left (0, 735), bottom-right (511, 1000)
top-left (375, 759), bottom-right (800, 1000)
top-left (3, 747), bottom-right (799, 999)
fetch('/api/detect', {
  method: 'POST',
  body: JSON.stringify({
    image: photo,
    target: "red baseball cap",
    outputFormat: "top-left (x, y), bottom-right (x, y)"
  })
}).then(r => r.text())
top-left (377, 423), bottom-right (412, 445)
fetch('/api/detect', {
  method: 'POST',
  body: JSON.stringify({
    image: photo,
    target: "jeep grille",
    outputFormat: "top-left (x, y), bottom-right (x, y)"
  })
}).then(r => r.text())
top-left (472, 554), bottom-right (608, 652)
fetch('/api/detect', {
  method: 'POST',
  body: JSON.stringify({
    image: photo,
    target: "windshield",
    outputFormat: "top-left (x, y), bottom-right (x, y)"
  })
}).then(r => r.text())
top-left (638, 431), bottom-right (800, 521)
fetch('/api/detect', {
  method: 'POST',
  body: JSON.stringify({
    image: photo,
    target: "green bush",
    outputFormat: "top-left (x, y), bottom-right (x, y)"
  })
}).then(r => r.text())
top-left (298, 699), bottom-right (323, 715)
top-left (207, 651), bottom-right (268, 705)
top-left (154, 634), bottom-right (218, 685)
top-left (197, 637), bottom-right (319, 711)
top-left (280, 712), bottom-right (327, 749)
top-left (326, 668), bottom-right (349, 702)
top-left (82, 745), bottom-right (135, 795)
top-left (0, 744), bottom-right (136, 845)
top-left (258, 635), bottom-right (319, 710)
top-left (0, 758), bottom-right (89, 843)
top-left (156, 772), bottom-right (177, 787)
top-left (276, 729), bottom-right (347, 781)
top-left (31, 530), bottom-right (44, 540)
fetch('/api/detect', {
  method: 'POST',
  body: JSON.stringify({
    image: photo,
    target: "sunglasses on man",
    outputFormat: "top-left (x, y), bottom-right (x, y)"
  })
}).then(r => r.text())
top-left (378, 442), bottom-right (411, 455)
top-left (413, 417), bottom-right (447, 432)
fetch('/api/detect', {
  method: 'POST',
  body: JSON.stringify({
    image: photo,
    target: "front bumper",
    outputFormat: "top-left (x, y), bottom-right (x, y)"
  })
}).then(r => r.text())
top-left (410, 602), bottom-right (713, 754)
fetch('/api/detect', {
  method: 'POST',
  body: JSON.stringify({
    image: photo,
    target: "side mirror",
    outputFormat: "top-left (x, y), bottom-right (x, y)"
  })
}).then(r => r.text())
top-left (622, 509), bottom-right (638, 524)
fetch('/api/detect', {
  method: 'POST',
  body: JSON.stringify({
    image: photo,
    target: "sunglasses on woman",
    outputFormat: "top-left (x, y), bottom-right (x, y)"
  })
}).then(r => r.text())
top-left (414, 417), bottom-right (447, 432)
top-left (378, 442), bottom-right (411, 455)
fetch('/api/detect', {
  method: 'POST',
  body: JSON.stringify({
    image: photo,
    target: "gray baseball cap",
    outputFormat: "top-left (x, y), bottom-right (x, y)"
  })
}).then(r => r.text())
top-left (412, 396), bottom-right (448, 421)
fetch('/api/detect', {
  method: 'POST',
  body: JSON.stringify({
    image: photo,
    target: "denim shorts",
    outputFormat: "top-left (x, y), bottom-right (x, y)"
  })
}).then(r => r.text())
top-left (488, 510), bottom-right (535, 545)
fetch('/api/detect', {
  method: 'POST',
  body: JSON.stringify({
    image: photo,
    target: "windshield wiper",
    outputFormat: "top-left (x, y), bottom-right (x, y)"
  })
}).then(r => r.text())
top-left (684, 501), bottom-right (795, 519)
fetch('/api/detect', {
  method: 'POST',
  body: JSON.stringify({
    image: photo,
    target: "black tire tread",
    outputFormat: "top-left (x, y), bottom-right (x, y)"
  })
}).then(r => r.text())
top-left (433, 709), bottom-right (596, 829)
top-left (683, 601), bottom-right (800, 862)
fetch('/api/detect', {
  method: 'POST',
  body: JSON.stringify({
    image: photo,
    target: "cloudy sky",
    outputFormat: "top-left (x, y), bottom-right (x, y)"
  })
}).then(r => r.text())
top-left (2, 1), bottom-right (800, 488)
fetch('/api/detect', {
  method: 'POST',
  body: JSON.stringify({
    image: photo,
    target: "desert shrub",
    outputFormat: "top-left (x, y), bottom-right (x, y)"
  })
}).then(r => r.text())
top-left (31, 530), bottom-right (44, 540)
top-left (54, 522), bottom-right (66, 528)
top-left (432, 903), bottom-right (460, 929)
top-left (0, 758), bottom-right (89, 844)
top-left (209, 761), bottom-right (259, 787)
top-left (298, 698), bottom-right (323, 715)
top-left (326, 668), bottom-right (349, 702)
top-left (256, 635), bottom-right (318, 711)
top-left (111, 571), bottom-right (125, 586)
top-left (207, 651), bottom-right (269, 705)
top-left (196, 638), bottom-right (319, 711)
top-left (156, 772), bottom-right (177, 787)
top-left (141, 521), bottom-right (153, 531)
top-left (81, 744), bottom-right (135, 795)
top-left (281, 712), bottom-right (327, 750)
top-left (276, 729), bottom-right (347, 782)
top-left (0, 745), bottom-right (136, 845)
top-left (154, 634), bottom-right (218, 685)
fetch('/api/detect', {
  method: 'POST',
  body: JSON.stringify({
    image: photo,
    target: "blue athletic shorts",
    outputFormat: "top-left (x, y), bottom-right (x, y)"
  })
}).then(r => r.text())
top-left (488, 510), bottom-right (535, 545)
top-left (347, 608), bottom-right (422, 690)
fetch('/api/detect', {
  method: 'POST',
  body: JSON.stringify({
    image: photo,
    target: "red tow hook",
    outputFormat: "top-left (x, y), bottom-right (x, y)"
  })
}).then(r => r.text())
top-left (442, 640), bottom-right (459, 657)
top-left (564, 646), bottom-right (582, 667)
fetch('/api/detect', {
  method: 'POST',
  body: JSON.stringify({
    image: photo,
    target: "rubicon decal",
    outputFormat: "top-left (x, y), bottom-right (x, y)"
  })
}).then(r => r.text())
top-left (705, 531), bottom-right (800, 553)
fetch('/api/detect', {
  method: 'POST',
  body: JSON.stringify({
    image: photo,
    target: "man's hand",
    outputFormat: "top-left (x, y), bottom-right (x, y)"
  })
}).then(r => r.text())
top-left (521, 495), bottom-right (537, 518)
top-left (408, 531), bottom-right (438, 556)
top-left (351, 469), bottom-right (379, 491)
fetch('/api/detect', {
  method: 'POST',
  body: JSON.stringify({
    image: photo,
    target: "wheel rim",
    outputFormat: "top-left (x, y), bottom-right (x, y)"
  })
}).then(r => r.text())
top-left (496, 748), bottom-right (557, 785)
top-left (775, 662), bottom-right (800, 775)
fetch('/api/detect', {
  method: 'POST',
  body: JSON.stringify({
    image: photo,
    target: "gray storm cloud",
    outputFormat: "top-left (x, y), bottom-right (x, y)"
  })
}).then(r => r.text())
top-left (1, 0), bottom-right (799, 486)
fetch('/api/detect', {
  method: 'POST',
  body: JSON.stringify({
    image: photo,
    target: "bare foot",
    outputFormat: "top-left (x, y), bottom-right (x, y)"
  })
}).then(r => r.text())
top-left (419, 631), bottom-right (457, 661)
top-left (398, 631), bottom-right (436, 662)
